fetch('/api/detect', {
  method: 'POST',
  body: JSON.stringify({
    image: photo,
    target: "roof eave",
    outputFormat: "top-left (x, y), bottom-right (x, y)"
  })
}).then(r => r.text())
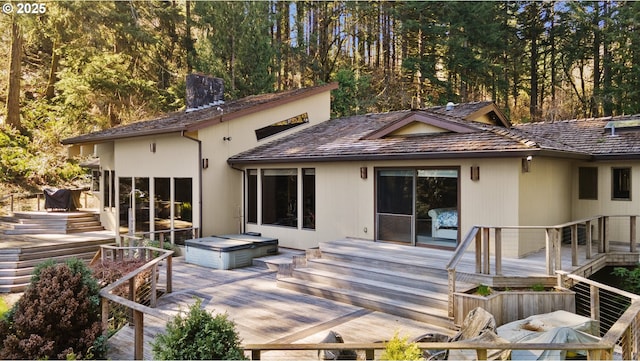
top-left (61, 128), bottom-right (186, 145)
top-left (228, 149), bottom-right (546, 165)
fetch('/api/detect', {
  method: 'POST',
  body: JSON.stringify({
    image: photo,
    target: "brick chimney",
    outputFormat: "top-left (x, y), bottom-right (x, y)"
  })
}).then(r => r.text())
top-left (185, 73), bottom-right (224, 112)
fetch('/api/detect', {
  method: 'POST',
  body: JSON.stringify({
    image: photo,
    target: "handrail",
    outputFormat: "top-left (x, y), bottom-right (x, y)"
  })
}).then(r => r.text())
top-left (99, 245), bottom-right (174, 360)
top-left (1, 190), bottom-right (99, 212)
top-left (243, 340), bottom-right (615, 360)
top-left (446, 215), bottom-right (639, 318)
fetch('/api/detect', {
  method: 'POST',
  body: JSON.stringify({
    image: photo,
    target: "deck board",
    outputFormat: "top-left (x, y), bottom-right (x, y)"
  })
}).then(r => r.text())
top-left (107, 257), bottom-right (457, 360)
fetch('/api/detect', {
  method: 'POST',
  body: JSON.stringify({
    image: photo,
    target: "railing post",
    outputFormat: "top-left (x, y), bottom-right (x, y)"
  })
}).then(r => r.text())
top-left (603, 216), bottom-right (610, 253)
top-left (482, 227), bottom-right (490, 274)
top-left (545, 228), bottom-right (554, 275)
top-left (590, 284), bottom-right (600, 329)
top-left (101, 298), bottom-right (109, 337)
top-left (133, 309), bottom-right (144, 360)
top-left (448, 268), bottom-right (456, 318)
top-left (571, 224), bottom-right (578, 266)
top-left (598, 217), bottom-right (605, 253)
top-left (630, 216), bottom-right (636, 253)
top-left (475, 229), bottom-right (482, 274)
top-left (159, 232), bottom-right (165, 250)
top-left (10, 194), bottom-right (14, 212)
top-left (150, 264), bottom-right (157, 307)
top-left (554, 228), bottom-right (562, 273)
top-left (585, 220), bottom-right (592, 259)
top-left (37, 193), bottom-right (41, 211)
top-left (475, 348), bottom-right (487, 360)
top-left (365, 348), bottom-right (374, 360)
top-left (494, 228), bottom-right (502, 276)
top-left (166, 254), bottom-right (173, 294)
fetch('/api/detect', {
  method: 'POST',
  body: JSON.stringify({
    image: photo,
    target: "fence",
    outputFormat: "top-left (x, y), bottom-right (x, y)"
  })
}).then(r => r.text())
top-left (98, 243), bottom-right (174, 360)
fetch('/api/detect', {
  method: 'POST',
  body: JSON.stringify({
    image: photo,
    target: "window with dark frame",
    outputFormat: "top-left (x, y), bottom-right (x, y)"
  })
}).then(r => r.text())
top-left (612, 167), bottom-right (632, 200)
top-left (261, 169), bottom-right (298, 227)
top-left (255, 113), bottom-right (309, 140)
top-left (103, 170), bottom-right (110, 209)
top-left (302, 168), bottom-right (315, 229)
top-left (578, 167), bottom-right (598, 200)
top-left (247, 169), bottom-right (258, 224)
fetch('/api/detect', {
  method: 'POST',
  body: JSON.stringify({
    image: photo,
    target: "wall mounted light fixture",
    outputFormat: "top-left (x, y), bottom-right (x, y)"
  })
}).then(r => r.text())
top-left (360, 167), bottom-right (368, 179)
top-left (470, 165), bottom-right (480, 181)
top-left (522, 155), bottom-right (532, 173)
top-left (150, 143), bottom-right (156, 153)
top-left (202, 158), bottom-right (209, 169)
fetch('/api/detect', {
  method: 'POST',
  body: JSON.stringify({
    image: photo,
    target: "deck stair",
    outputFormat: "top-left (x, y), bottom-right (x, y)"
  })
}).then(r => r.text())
top-left (0, 237), bottom-right (115, 293)
top-left (277, 238), bottom-right (476, 329)
top-left (0, 211), bottom-right (104, 235)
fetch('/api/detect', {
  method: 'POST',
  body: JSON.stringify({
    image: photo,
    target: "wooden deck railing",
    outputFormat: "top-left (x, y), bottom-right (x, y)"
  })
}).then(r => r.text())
top-left (1, 190), bottom-right (99, 212)
top-left (243, 338), bottom-right (620, 360)
top-left (99, 244), bottom-right (174, 360)
top-left (446, 215), bottom-right (639, 318)
top-left (120, 227), bottom-right (200, 248)
top-left (247, 273), bottom-right (640, 360)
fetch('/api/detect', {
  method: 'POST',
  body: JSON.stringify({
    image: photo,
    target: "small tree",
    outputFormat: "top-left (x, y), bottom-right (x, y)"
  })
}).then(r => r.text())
top-left (0, 258), bottom-right (105, 360)
top-left (152, 298), bottom-right (246, 360)
top-left (380, 332), bottom-right (424, 361)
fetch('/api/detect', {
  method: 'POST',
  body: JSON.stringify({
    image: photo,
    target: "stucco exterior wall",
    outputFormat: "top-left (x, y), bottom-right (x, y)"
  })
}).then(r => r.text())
top-left (114, 134), bottom-right (201, 233)
top-left (198, 90), bottom-right (332, 237)
top-left (518, 157), bottom-right (573, 256)
top-left (572, 160), bottom-right (640, 242)
top-left (243, 157), bottom-right (524, 253)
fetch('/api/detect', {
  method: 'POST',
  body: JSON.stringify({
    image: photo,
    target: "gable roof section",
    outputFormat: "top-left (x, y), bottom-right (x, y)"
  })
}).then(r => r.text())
top-left (62, 83), bottom-right (338, 145)
top-left (228, 104), bottom-right (585, 165)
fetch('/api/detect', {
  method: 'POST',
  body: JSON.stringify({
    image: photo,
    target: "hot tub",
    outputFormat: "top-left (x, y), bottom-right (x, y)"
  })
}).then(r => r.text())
top-left (185, 237), bottom-right (254, 270)
top-left (217, 233), bottom-right (279, 258)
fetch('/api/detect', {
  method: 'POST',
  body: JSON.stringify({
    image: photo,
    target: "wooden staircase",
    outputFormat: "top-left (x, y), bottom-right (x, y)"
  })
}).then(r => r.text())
top-left (0, 239), bottom-right (115, 292)
top-left (0, 211), bottom-right (114, 292)
top-left (1, 211), bottom-right (104, 235)
top-left (276, 238), bottom-right (477, 330)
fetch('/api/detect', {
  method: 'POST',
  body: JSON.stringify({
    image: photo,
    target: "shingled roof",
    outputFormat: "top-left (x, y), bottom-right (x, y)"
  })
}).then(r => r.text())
top-left (229, 105), bottom-right (640, 165)
top-left (62, 83), bottom-right (338, 145)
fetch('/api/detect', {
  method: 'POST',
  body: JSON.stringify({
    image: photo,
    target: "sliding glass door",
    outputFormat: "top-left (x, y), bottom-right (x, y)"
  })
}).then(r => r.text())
top-left (376, 168), bottom-right (459, 248)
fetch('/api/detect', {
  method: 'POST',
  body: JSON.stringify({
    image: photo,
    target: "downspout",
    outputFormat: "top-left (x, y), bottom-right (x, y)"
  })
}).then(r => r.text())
top-left (181, 131), bottom-right (203, 238)
top-left (230, 163), bottom-right (246, 234)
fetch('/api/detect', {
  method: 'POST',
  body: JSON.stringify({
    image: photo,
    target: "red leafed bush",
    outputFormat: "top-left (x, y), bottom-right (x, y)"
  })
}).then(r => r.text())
top-left (0, 259), bottom-right (104, 360)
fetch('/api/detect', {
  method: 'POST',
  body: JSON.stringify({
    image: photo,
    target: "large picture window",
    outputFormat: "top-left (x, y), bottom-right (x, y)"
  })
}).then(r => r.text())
top-left (262, 169), bottom-right (298, 227)
top-left (612, 167), bottom-right (631, 200)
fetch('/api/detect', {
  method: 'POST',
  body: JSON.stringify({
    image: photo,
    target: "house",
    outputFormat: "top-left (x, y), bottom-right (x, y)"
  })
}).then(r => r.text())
top-left (62, 75), bottom-right (337, 244)
top-left (63, 77), bottom-right (640, 258)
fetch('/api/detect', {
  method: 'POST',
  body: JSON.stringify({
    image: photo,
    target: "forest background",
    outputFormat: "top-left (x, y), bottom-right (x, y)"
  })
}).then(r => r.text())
top-left (1, 1), bottom-right (640, 194)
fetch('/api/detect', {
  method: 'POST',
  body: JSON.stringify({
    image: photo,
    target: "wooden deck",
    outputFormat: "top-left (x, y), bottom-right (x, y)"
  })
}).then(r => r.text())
top-left (106, 254), bottom-right (458, 360)
top-left (106, 238), bottom-right (639, 360)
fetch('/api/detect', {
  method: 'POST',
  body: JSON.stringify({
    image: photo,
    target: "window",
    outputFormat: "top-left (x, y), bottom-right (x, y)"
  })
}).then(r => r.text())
top-left (262, 169), bottom-right (297, 227)
top-left (578, 167), bottom-right (598, 200)
top-left (92, 170), bottom-right (101, 192)
top-left (302, 168), bottom-right (315, 229)
top-left (103, 170), bottom-right (116, 209)
top-left (247, 170), bottom-right (258, 224)
top-left (612, 167), bottom-right (631, 200)
top-left (255, 113), bottom-right (309, 140)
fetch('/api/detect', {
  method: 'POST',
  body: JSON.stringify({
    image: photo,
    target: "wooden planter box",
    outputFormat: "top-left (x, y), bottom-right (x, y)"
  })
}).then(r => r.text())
top-left (453, 288), bottom-right (576, 326)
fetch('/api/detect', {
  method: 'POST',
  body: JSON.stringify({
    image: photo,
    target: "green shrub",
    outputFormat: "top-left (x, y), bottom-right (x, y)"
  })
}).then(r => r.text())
top-left (0, 258), bottom-right (104, 360)
top-left (0, 298), bottom-right (9, 319)
top-left (152, 298), bottom-right (246, 360)
top-left (613, 265), bottom-right (640, 294)
top-left (380, 331), bottom-right (424, 361)
top-left (476, 284), bottom-right (492, 296)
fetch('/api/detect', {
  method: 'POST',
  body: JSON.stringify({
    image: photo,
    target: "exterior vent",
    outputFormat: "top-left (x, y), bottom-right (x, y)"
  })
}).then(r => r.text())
top-left (185, 73), bottom-right (224, 112)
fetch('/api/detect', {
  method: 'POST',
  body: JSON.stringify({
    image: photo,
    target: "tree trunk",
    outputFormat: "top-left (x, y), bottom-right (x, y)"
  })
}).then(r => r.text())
top-left (6, 17), bottom-right (23, 131)
top-left (45, 39), bottom-right (60, 100)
